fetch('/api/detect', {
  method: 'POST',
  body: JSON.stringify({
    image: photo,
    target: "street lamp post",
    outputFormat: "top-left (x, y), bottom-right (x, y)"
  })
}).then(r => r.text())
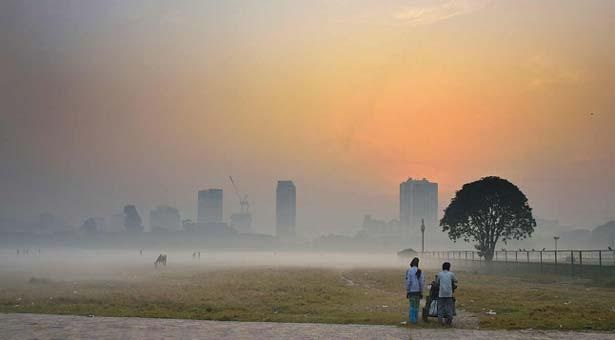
top-left (420, 218), bottom-right (425, 254)
top-left (554, 236), bottom-right (560, 265)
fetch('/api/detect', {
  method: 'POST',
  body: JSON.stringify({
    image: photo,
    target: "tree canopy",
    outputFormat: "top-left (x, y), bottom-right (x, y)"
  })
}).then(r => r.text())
top-left (440, 176), bottom-right (536, 261)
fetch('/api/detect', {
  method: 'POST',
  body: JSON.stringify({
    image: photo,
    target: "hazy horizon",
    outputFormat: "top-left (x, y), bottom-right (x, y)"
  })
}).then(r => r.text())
top-left (1, 0), bottom-right (614, 238)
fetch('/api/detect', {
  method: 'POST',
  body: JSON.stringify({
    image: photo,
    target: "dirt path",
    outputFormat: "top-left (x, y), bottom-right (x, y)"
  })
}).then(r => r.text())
top-left (1, 313), bottom-right (613, 340)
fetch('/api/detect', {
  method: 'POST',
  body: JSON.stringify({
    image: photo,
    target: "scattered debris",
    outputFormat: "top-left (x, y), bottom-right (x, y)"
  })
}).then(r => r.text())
top-left (381, 305), bottom-right (388, 308)
top-left (485, 310), bottom-right (497, 315)
top-left (563, 301), bottom-right (571, 305)
top-left (400, 321), bottom-right (407, 325)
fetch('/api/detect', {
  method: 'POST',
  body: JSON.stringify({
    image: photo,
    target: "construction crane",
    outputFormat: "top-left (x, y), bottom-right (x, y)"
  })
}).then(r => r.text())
top-left (229, 176), bottom-right (249, 213)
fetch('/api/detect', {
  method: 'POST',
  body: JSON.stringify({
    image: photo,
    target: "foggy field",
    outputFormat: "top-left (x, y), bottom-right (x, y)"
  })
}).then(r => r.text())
top-left (1, 248), bottom-right (615, 331)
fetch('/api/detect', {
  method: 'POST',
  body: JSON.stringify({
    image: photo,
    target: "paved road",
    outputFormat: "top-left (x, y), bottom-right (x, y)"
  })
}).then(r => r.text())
top-left (1, 313), bottom-right (613, 340)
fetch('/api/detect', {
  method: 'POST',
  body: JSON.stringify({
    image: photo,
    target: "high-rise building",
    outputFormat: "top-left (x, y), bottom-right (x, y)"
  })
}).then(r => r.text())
top-left (276, 180), bottom-right (296, 238)
top-left (150, 205), bottom-right (181, 232)
top-left (400, 178), bottom-right (438, 240)
top-left (197, 189), bottom-right (223, 224)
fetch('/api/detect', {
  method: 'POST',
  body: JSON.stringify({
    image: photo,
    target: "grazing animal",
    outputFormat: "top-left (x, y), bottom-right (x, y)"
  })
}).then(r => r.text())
top-left (609, 246), bottom-right (613, 251)
top-left (154, 254), bottom-right (167, 267)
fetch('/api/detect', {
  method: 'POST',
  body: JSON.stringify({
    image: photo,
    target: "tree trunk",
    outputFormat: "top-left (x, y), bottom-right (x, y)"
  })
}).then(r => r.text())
top-left (483, 249), bottom-right (495, 261)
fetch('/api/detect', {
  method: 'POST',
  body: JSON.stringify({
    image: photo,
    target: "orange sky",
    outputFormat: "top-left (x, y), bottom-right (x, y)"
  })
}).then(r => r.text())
top-left (1, 0), bottom-right (613, 235)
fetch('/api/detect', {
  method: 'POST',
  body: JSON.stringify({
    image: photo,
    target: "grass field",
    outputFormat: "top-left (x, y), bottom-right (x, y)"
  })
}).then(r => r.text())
top-left (1, 264), bottom-right (614, 330)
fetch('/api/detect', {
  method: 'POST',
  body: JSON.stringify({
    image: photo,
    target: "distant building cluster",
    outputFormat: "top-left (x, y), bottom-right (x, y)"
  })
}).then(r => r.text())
top-left (353, 177), bottom-right (439, 250)
top-left (4, 174), bottom-right (615, 252)
top-left (149, 206), bottom-right (181, 232)
top-left (181, 180), bottom-right (298, 240)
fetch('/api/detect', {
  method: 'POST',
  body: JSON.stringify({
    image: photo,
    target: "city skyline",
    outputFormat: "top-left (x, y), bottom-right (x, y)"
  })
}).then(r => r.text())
top-left (1, 1), bottom-right (613, 236)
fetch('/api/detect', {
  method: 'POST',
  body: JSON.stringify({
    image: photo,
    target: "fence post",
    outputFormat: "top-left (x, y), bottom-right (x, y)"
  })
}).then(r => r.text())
top-left (599, 250), bottom-right (602, 267)
top-left (505, 250), bottom-right (508, 263)
top-left (571, 250), bottom-right (575, 277)
top-left (540, 251), bottom-right (543, 273)
top-left (515, 251), bottom-right (518, 263)
top-left (555, 250), bottom-right (558, 266)
top-left (526, 251), bottom-right (530, 263)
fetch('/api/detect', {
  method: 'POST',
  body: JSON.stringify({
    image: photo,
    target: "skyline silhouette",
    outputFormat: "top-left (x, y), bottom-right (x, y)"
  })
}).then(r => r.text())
top-left (1, 0), bottom-right (613, 237)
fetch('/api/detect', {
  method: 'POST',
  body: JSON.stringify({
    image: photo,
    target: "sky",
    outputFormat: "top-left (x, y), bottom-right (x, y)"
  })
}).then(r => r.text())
top-left (1, 0), bottom-right (614, 236)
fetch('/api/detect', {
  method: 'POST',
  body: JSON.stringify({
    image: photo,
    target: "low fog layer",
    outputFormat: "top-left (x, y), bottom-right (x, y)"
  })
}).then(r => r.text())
top-left (2, 248), bottom-right (440, 282)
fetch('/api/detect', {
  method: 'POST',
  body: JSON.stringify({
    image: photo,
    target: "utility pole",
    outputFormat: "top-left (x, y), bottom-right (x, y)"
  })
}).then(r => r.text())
top-left (554, 236), bottom-right (560, 265)
top-left (420, 218), bottom-right (425, 254)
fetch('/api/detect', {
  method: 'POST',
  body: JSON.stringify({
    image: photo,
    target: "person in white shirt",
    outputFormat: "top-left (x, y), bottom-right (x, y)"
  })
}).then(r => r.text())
top-left (436, 262), bottom-right (457, 325)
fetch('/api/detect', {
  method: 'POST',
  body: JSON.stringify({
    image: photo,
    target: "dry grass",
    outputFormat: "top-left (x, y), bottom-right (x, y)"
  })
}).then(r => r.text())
top-left (1, 266), bottom-right (614, 330)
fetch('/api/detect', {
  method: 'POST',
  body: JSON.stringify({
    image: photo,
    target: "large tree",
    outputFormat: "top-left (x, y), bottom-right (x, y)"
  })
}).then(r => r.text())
top-left (440, 176), bottom-right (536, 261)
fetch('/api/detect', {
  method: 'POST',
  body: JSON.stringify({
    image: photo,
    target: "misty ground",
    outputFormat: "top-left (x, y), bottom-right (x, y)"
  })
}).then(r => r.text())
top-left (1, 248), bottom-right (614, 331)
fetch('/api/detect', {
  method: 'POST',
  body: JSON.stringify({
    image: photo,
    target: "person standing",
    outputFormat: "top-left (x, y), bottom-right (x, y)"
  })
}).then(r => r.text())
top-left (405, 257), bottom-right (425, 324)
top-left (436, 262), bottom-right (457, 325)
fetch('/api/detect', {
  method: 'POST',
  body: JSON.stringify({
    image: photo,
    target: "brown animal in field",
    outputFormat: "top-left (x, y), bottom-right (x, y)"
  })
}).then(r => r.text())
top-left (154, 254), bottom-right (167, 267)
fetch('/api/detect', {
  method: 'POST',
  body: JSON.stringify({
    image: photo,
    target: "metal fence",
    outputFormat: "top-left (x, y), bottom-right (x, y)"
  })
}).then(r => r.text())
top-left (428, 249), bottom-right (615, 266)
top-left (426, 249), bottom-right (615, 277)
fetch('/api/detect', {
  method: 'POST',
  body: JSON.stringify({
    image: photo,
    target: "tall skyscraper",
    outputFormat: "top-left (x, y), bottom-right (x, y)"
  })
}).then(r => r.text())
top-left (276, 180), bottom-right (296, 239)
top-left (197, 189), bottom-right (223, 224)
top-left (400, 178), bottom-right (438, 240)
